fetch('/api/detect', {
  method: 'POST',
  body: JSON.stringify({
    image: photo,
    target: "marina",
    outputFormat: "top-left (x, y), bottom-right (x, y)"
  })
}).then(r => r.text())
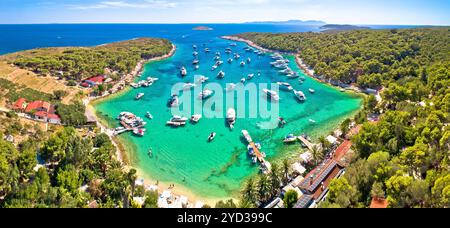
top-left (94, 32), bottom-right (363, 200)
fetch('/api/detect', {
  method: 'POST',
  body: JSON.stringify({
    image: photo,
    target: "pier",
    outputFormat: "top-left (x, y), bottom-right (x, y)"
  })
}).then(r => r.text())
top-left (298, 136), bottom-right (314, 151)
top-left (242, 130), bottom-right (271, 172)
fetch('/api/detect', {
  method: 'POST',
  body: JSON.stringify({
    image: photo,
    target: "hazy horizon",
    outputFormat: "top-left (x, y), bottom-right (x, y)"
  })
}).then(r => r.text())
top-left (0, 0), bottom-right (449, 25)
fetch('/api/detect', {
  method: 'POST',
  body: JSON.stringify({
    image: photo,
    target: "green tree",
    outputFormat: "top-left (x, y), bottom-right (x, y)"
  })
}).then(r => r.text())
top-left (283, 190), bottom-right (298, 208)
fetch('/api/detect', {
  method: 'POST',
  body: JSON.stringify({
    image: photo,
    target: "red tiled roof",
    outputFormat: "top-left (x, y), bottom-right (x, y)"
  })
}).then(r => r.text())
top-left (13, 98), bottom-right (27, 110)
top-left (47, 113), bottom-right (60, 120)
top-left (85, 75), bottom-right (105, 83)
top-left (81, 82), bottom-right (91, 87)
top-left (370, 197), bottom-right (389, 208)
top-left (34, 110), bottom-right (47, 118)
top-left (334, 140), bottom-right (352, 162)
top-left (25, 101), bottom-right (50, 113)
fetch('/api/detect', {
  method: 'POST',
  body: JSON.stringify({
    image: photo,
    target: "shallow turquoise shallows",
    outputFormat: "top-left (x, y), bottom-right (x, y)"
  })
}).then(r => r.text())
top-left (94, 36), bottom-right (362, 200)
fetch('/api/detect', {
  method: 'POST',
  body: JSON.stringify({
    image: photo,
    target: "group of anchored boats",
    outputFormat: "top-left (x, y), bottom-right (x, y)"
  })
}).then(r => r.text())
top-left (119, 41), bottom-right (319, 172)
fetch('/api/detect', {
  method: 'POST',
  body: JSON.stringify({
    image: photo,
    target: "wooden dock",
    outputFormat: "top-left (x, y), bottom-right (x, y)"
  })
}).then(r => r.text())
top-left (249, 142), bottom-right (265, 163)
top-left (298, 136), bottom-right (314, 151)
top-left (242, 130), bottom-right (265, 164)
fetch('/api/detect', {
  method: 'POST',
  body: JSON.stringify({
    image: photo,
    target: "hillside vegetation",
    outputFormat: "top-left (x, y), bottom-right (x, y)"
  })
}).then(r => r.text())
top-left (0, 38), bottom-right (172, 81)
top-left (239, 28), bottom-right (450, 208)
top-left (237, 28), bottom-right (449, 88)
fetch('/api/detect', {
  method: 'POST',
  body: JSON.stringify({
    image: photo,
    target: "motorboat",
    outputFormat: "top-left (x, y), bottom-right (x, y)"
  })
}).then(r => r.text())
top-left (215, 51), bottom-right (221, 56)
top-left (226, 108), bottom-right (236, 129)
top-left (284, 134), bottom-right (298, 143)
top-left (294, 90), bottom-right (307, 102)
top-left (193, 51), bottom-right (198, 56)
top-left (204, 48), bottom-right (210, 53)
top-left (192, 59), bottom-right (200, 65)
top-left (226, 83), bottom-right (236, 92)
top-left (278, 117), bottom-right (287, 127)
top-left (217, 70), bottom-right (225, 79)
top-left (171, 115), bottom-right (188, 122)
top-left (216, 60), bottom-right (224, 65)
top-left (271, 53), bottom-right (284, 60)
top-left (190, 114), bottom-right (202, 123)
top-left (193, 45), bottom-right (197, 49)
top-left (230, 43), bottom-right (237, 47)
top-left (247, 57), bottom-right (251, 63)
top-left (166, 121), bottom-right (186, 127)
top-left (132, 128), bottom-right (146, 137)
top-left (263, 89), bottom-right (280, 101)
top-left (199, 89), bottom-right (213, 99)
top-left (145, 112), bottom-right (153, 119)
top-left (197, 75), bottom-right (209, 83)
top-left (183, 83), bottom-right (196, 90)
top-left (180, 67), bottom-right (187, 77)
top-left (211, 65), bottom-right (218, 71)
top-left (287, 73), bottom-right (300, 79)
top-left (247, 74), bottom-right (254, 80)
top-left (208, 132), bottom-right (216, 142)
top-left (135, 93), bottom-right (144, 100)
top-left (195, 65), bottom-right (200, 70)
top-left (227, 58), bottom-right (233, 63)
top-left (277, 82), bottom-right (293, 91)
top-left (214, 55), bottom-right (221, 61)
top-left (309, 119), bottom-right (317, 123)
top-left (168, 94), bottom-right (180, 107)
top-left (309, 89), bottom-right (315, 94)
top-left (240, 78), bottom-right (246, 84)
top-left (234, 54), bottom-right (240, 59)
top-left (240, 61), bottom-right (246, 67)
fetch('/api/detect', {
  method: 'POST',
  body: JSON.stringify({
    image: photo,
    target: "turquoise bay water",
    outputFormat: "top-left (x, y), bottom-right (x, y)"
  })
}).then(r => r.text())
top-left (95, 36), bottom-right (363, 199)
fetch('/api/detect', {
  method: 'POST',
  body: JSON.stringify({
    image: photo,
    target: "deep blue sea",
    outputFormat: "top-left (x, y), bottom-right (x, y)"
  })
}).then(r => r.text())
top-left (0, 24), bottom-right (422, 55)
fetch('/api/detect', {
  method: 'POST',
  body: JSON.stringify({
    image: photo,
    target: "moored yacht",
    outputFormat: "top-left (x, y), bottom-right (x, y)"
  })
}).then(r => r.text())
top-left (168, 94), bottom-right (180, 107)
top-left (226, 108), bottom-right (236, 129)
top-left (241, 78), bottom-right (246, 84)
top-left (284, 134), bottom-right (298, 143)
top-left (183, 83), bottom-right (196, 90)
top-left (190, 114), bottom-right (202, 123)
top-left (204, 48), bottom-right (210, 53)
top-left (217, 70), bottom-right (225, 79)
top-left (293, 90), bottom-right (307, 102)
top-left (234, 53), bottom-right (240, 59)
top-left (171, 115), bottom-right (188, 122)
top-left (135, 93), bottom-right (144, 100)
top-left (193, 51), bottom-right (198, 56)
top-left (263, 89), bottom-right (280, 101)
top-left (227, 58), bottom-right (233, 63)
top-left (211, 65), bottom-right (218, 71)
top-left (192, 59), bottom-right (200, 65)
top-left (132, 128), bottom-right (146, 137)
top-left (197, 75), bottom-right (209, 84)
top-left (309, 88), bottom-right (315, 94)
top-left (247, 74), bottom-right (255, 80)
top-left (277, 82), bottom-right (293, 91)
top-left (208, 132), bottom-right (216, 142)
top-left (180, 66), bottom-right (187, 77)
top-left (199, 89), bottom-right (213, 99)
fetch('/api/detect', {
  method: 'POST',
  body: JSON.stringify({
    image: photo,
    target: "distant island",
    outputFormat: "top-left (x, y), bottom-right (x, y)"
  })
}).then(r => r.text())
top-left (320, 24), bottom-right (371, 32)
top-left (193, 26), bottom-right (213, 31)
top-left (245, 20), bottom-right (326, 26)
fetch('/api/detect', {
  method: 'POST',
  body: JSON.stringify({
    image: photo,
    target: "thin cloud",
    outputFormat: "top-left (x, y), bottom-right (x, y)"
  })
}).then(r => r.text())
top-left (70, 0), bottom-right (177, 10)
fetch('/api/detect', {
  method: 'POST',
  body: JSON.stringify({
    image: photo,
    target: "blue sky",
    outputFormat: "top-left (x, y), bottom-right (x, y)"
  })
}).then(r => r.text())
top-left (0, 0), bottom-right (449, 25)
